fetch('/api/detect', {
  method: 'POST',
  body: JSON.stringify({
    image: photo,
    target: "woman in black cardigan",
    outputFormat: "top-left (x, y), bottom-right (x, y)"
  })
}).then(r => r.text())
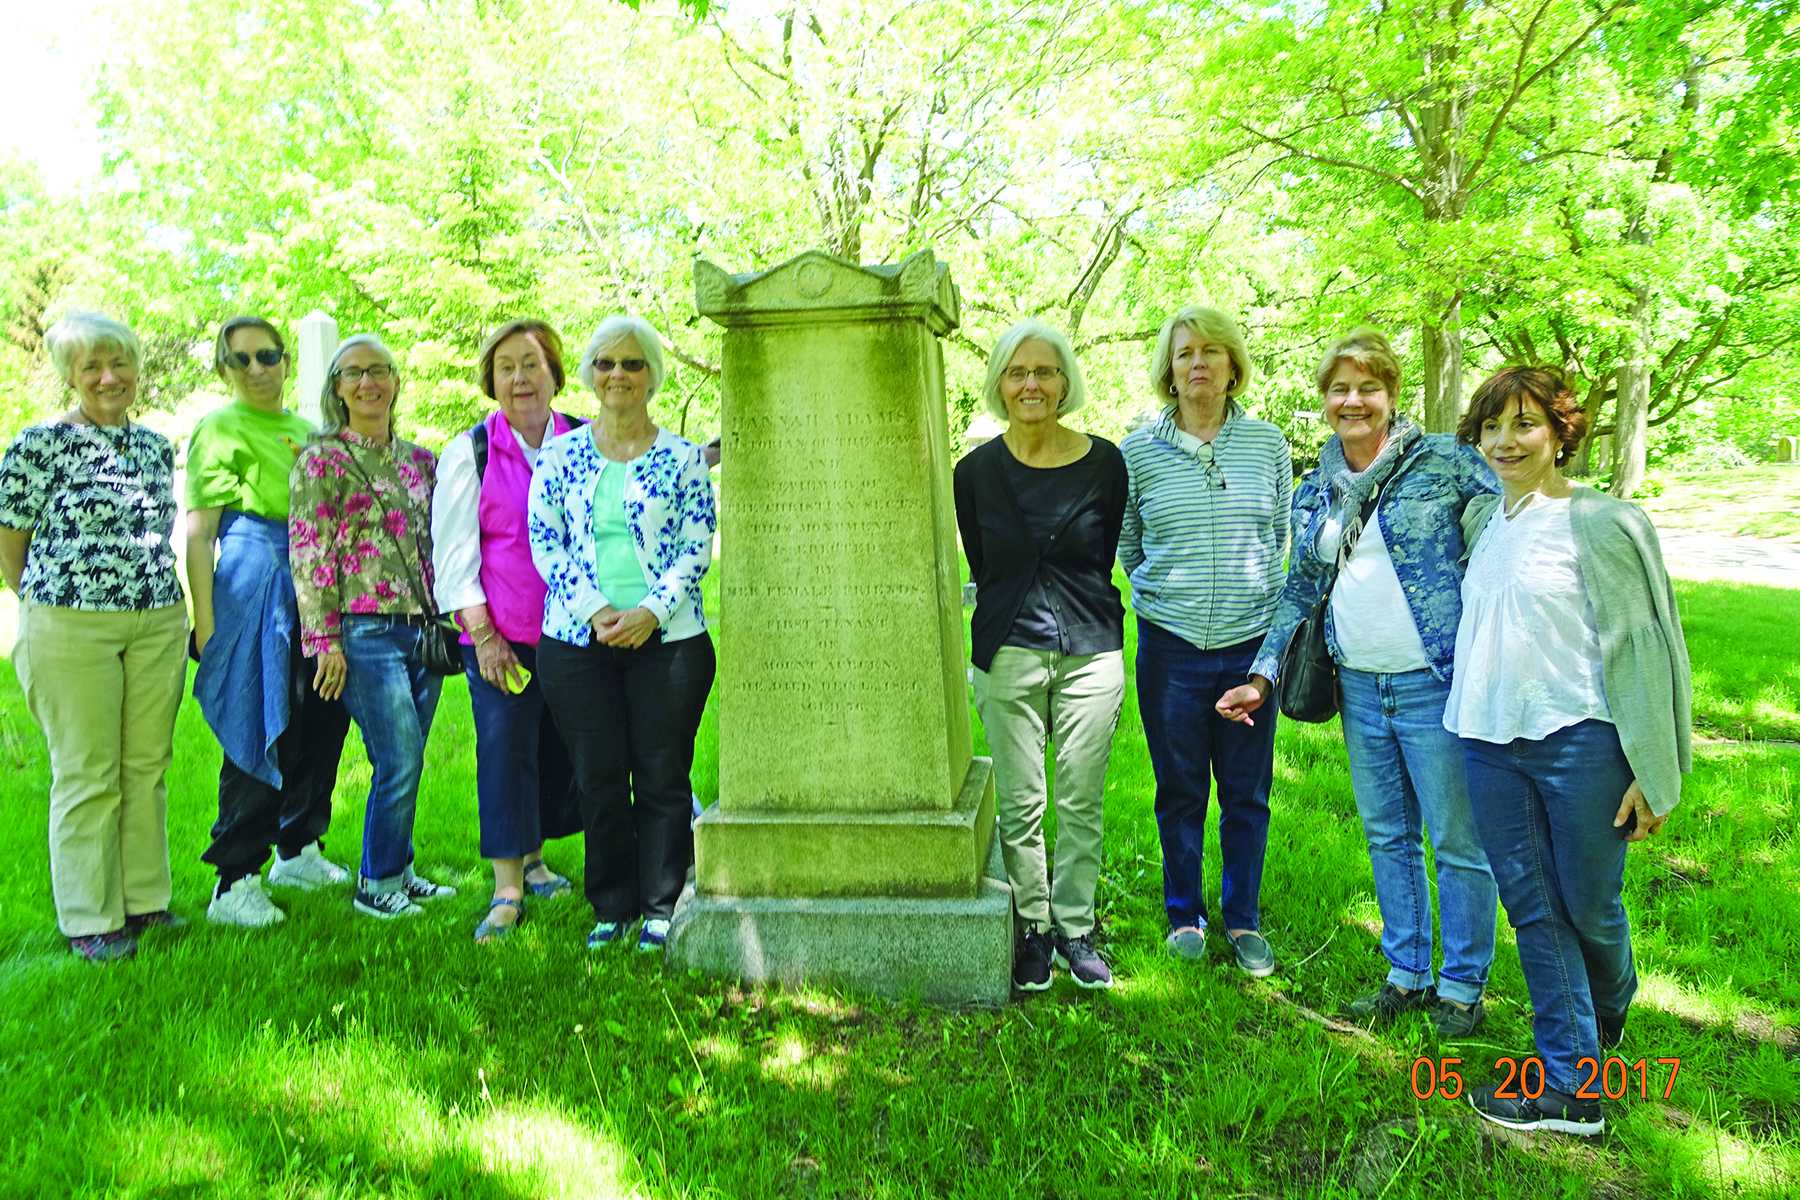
top-left (953, 319), bottom-right (1128, 992)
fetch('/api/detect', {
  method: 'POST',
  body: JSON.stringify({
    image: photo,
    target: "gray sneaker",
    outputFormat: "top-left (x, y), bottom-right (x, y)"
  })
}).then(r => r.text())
top-left (1165, 927), bottom-right (1206, 961)
top-left (1227, 930), bottom-right (1276, 977)
top-left (1052, 932), bottom-right (1114, 990)
top-left (353, 885), bottom-right (423, 919)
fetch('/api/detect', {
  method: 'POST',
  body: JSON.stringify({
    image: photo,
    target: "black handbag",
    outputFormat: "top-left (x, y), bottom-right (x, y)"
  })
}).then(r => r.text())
top-left (1276, 485), bottom-right (1384, 723)
top-left (337, 446), bottom-right (464, 678)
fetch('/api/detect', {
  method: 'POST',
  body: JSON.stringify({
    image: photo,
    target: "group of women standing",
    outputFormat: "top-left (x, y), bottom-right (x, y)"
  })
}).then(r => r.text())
top-left (958, 311), bottom-right (1689, 1138)
top-left (1, 309), bottom-right (716, 961)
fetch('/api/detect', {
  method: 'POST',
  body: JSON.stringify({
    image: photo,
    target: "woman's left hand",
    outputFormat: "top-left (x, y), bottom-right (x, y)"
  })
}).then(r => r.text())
top-left (1613, 779), bottom-right (1667, 843)
top-left (595, 606), bottom-right (659, 649)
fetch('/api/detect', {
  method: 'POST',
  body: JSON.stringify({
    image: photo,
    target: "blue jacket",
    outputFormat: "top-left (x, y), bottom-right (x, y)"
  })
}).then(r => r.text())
top-left (1250, 434), bottom-right (1497, 684)
top-left (192, 510), bottom-right (300, 787)
top-left (527, 427), bottom-right (715, 646)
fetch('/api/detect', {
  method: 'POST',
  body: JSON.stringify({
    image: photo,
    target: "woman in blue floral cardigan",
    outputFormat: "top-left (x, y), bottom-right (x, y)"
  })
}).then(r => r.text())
top-left (528, 315), bottom-right (716, 955)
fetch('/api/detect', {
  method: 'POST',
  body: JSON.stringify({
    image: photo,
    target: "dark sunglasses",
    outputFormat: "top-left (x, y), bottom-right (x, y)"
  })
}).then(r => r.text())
top-left (225, 348), bottom-right (285, 369)
top-left (594, 358), bottom-right (648, 374)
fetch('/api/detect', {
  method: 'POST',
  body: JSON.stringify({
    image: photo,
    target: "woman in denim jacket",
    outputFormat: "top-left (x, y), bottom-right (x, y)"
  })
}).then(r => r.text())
top-left (528, 315), bottom-right (716, 956)
top-left (1218, 327), bottom-right (1499, 1037)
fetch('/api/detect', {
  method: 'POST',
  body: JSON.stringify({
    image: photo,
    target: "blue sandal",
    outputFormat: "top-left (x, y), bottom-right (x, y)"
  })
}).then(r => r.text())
top-left (524, 864), bottom-right (572, 900)
top-left (474, 896), bottom-right (524, 943)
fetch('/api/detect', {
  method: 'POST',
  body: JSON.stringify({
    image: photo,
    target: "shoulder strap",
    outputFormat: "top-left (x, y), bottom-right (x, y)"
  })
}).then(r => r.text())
top-left (475, 412), bottom-right (587, 482)
top-left (471, 423), bottom-right (490, 482)
top-left (334, 442), bottom-right (437, 616)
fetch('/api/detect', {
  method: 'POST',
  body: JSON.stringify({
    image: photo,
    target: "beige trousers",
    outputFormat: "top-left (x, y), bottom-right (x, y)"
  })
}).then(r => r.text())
top-left (973, 647), bottom-right (1125, 939)
top-left (14, 601), bottom-right (188, 936)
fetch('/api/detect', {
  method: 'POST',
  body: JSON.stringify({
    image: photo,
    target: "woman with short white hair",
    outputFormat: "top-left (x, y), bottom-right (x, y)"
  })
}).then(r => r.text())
top-left (290, 333), bottom-right (455, 920)
top-left (0, 312), bottom-right (189, 962)
top-left (529, 314), bottom-right (716, 954)
top-left (1122, 305), bottom-right (1292, 977)
top-left (954, 318), bottom-right (1129, 991)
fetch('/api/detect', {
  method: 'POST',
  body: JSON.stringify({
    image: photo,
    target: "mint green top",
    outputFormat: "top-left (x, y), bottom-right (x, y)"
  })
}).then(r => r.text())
top-left (590, 460), bottom-right (649, 610)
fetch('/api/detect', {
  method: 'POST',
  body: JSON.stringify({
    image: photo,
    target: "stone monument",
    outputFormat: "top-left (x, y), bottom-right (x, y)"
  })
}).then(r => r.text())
top-left (667, 248), bottom-right (1010, 1004)
top-left (295, 309), bottom-right (340, 428)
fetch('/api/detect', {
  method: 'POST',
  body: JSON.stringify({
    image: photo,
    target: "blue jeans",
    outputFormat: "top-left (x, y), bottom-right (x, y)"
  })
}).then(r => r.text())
top-left (1463, 720), bottom-right (1638, 1095)
top-left (1339, 669), bottom-right (1497, 1007)
top-left (340, 615), bottom-right (443, 890)
top-left (1136, 621), bottom-right (1275, 932)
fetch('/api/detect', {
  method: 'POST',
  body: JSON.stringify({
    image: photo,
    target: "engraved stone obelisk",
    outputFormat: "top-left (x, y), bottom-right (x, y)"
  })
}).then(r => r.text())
top-left (667, 249), bottom-right (1009, 1003)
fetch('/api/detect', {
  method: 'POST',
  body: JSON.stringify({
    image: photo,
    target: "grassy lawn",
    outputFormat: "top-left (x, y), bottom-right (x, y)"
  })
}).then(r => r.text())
top-left (1637, 465), bottom-right (1800, 542)
top-left (0, 574), bottom-right (1794, 1199)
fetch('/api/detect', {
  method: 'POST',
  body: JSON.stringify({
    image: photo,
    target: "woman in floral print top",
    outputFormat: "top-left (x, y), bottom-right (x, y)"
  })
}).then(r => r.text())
top-left (528, 314), bottom-right (716, 954)
top-left (289, 334), bottom-right (456, 920)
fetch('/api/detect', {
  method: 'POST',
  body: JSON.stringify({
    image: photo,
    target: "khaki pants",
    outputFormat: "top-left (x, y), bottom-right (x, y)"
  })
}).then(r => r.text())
top-left (973, 647), bottom-right (1125, 939)
top-left (14, 602), bottom-right (188, 936)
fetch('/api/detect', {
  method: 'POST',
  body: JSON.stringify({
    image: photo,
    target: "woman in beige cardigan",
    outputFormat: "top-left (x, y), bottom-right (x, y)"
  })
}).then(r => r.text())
top-left (1443, 366), bottom-right (1690, 1138)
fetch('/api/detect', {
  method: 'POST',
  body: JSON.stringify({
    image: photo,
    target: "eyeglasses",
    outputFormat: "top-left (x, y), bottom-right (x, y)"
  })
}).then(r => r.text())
top-left (226, 348), bottom-right (285, 369)
top-left (1003, 367), bottom-right (1062, 384)
top-left (334, 365), bottom-right (395, 383)
top-left (1191, 439), bottom-right (1226, 489)
top-left (594, 358), bottom-right (648, 374)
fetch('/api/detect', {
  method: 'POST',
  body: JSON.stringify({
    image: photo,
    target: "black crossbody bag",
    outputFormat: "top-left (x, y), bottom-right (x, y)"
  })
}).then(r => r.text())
top-left (336, 447), bottom-right (463, 677)
top-left (1277, 485), bottom-right (1384, 723)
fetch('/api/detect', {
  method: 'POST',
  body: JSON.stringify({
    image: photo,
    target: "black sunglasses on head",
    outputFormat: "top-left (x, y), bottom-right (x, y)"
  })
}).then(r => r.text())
top-left (226, 348), bottom-right (285, 369)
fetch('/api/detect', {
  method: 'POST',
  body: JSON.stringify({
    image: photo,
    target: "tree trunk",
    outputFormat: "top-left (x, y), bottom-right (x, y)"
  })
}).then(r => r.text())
top-left (1420, 295), bottom-right (1463, 433)
top-left (1610, 287), bottom-right (1653, 498)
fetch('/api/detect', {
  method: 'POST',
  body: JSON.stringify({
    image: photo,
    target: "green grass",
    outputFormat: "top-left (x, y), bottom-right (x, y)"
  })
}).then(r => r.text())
top-left (1637, 465), bottom-right (1800, 542)
top-left (1677, 580), bottom-right (1800, 741)
top-left (0, 576), bottom-right (1795, 1198)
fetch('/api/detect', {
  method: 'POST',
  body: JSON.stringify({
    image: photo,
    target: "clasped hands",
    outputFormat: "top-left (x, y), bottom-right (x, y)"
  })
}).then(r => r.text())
top-left (590, 604), bottom-right (658, 649)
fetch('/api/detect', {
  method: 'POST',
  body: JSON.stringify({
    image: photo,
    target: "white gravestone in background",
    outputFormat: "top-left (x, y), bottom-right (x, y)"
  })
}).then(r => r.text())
top-left (295, 310), bottom-right (339, 429)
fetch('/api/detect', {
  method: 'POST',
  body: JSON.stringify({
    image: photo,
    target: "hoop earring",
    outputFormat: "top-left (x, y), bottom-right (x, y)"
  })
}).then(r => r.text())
top-left (1167, 384), bottom-right (1177, 397)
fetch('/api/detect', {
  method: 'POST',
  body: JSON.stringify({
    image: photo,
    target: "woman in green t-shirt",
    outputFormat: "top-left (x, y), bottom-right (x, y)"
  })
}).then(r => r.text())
top-left (188, 317), bottom-right (353, 929)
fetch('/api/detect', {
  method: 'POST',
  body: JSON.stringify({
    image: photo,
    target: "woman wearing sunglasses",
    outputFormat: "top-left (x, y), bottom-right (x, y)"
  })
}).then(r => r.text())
top-left (1120, 305), bottom-right (1292, 977)
top-left (1217, 327), bottom-right (1499, 1036)
top-left (189, 317), bottom-right (354, 929)
top-left (528, 315), bottom-right (715, 955)
top-left (290, 335), bottom-right (455, 920)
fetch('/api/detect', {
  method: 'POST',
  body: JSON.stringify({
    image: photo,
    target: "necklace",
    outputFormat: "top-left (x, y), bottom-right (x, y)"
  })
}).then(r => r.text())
top-left (72, 407), bottom-right (137, 470)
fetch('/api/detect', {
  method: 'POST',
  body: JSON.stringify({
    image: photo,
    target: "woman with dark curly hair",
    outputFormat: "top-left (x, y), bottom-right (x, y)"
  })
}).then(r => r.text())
top-left (1447, 367), bottom-right (1691, 1137)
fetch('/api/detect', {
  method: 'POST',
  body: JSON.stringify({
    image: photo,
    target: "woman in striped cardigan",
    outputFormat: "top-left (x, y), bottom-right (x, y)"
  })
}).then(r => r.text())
top-left (1120, 305), bottom-right (1292, 977)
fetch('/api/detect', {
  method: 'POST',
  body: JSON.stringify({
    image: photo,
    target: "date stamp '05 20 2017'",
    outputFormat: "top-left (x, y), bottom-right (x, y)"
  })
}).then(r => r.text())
top-left (1409, 1056), bottom-right (1682, 1101)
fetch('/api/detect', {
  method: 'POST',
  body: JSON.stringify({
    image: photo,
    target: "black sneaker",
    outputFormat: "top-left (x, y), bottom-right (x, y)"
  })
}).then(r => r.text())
top-left (1469, 1084), bottom-right (1604, 1136)
top-left (400, 868), bottom-right (456, 903)
top-left (1052, 932), bottom-right (1114, 990)
top-left (68, 929), bottom-right (137, 963)
top-left (1429, 995), bottom-right (1486, 1038)
top-left (1598, 1010), bottom-right (1626, 1050)
top-left (1012, 926), bottom-right (1052, 992)
top-left (353, 886), bottom-right (423, 919)
top-left (1344, 982), bottom-right (1433, 1024)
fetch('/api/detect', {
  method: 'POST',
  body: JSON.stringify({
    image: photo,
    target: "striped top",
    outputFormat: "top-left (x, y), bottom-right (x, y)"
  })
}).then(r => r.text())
top-left (1119, 402), bottom-right (1293, 650)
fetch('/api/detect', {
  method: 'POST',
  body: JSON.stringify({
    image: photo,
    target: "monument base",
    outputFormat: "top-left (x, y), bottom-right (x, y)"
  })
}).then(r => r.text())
top-left (666, 833), bottom-right (1013, 1006)
top-left (693, 757), bottom-right (996, 899)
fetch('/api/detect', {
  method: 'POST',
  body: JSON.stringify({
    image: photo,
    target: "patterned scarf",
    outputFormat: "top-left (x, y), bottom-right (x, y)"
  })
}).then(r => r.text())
top-left (1314, 414), bottom-right (1422, 567)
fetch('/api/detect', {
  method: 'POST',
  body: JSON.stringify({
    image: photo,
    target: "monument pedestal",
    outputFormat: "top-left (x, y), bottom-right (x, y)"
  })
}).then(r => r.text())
top-left (671, 249), bottom-right (1011, 1002)
top-left (667, 814), bottom-right (1012, 1007)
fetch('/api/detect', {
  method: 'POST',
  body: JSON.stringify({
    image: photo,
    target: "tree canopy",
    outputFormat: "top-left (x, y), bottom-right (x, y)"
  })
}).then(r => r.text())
top-left (4, 0), bottom-right (1796, 490)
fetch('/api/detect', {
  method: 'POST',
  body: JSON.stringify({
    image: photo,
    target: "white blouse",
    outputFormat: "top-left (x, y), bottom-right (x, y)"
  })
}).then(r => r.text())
top-left (1443, 495), bottom-right (1612, 743)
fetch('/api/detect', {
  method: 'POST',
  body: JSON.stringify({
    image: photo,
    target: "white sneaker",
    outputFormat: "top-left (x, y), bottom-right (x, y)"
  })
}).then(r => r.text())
top-left (267, 842), bottom-right (351, 891)
top-left (207, 875), bottom-right (286, 927)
